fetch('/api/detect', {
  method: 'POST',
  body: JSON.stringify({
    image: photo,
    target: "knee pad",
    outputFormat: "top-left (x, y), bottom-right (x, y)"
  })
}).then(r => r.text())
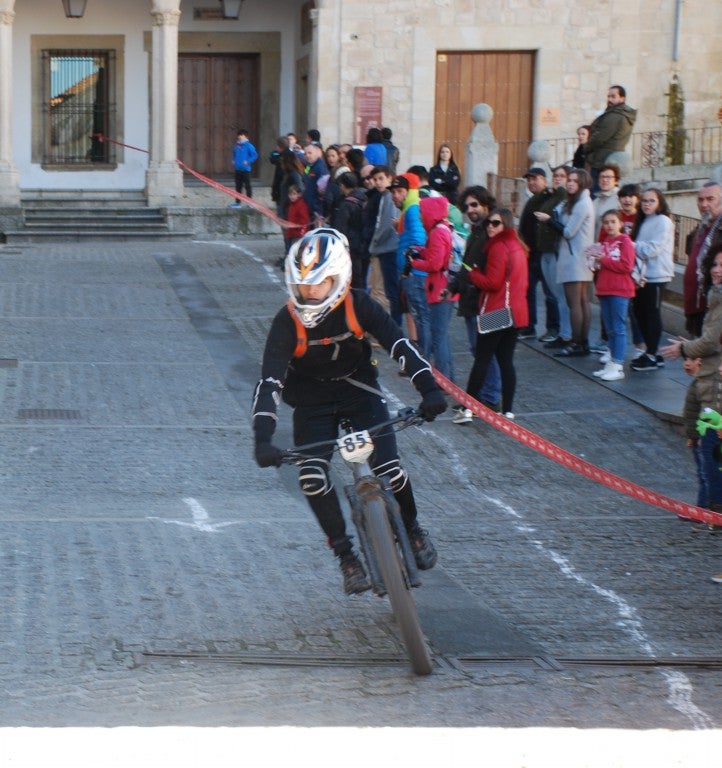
top-left (373, 458), bottom-right (408, 493)
top-left (298, 458), bottom-right (332, 497)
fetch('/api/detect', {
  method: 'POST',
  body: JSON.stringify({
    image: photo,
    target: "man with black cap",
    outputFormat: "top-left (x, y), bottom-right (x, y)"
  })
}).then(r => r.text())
top-left (517, 167), bottom-right (561, 342)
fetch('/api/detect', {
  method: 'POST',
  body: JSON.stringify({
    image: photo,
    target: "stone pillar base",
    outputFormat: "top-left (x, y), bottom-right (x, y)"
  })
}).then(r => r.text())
top-left (0, 163), bottom-right (20, 207)
top-left (146, 162), bottom-right (184, 206)
top-left (464, 104), bottom-right (498, 187)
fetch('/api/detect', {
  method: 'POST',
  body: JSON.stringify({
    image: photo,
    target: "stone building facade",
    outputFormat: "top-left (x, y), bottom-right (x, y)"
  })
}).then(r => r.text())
top-left (0, 0), bottom-right (720, 209)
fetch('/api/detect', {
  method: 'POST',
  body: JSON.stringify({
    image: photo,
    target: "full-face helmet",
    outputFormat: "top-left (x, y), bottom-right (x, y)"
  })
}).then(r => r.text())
top-left (285, 228), bottom-right (352, 328)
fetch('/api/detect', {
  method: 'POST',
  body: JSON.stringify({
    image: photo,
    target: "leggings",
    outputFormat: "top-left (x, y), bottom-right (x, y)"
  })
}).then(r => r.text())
top-left (633, 282), bottom-right (667, 356)
top-left (563, 281), bottom-right (592, 345)
top-left (465, 326), bottom-right (518, 414)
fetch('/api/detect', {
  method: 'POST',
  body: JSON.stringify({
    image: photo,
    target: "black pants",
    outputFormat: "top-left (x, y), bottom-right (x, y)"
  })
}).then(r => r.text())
top-left (465, 326), bottom-right (518, 413)
top-left (234, 170), bottom-right (252, 197)
top-left (293, 392), bottom-right (419, 555)
top-left (633, 282), bottom-right (667, 356)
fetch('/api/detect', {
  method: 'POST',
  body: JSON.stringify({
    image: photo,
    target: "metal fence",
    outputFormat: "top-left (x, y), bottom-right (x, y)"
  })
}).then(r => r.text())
top-left (487, 172), bottom-right (701, 268)
top-left (498, 125), bottom-right (722, 172)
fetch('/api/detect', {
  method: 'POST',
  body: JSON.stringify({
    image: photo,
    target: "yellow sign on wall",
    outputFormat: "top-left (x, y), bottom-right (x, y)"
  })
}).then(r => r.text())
top-left (539, 108), bottom-right (560, 126)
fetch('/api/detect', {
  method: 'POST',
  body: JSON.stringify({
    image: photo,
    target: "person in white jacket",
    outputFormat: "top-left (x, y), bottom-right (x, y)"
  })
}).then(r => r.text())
top-left (630, 187), bottom-right (675, 371)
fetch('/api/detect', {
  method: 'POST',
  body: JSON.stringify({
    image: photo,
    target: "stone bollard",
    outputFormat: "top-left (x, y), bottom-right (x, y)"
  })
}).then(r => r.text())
top-left (465, 104), bottom-right (498, 186)
top-left (527, 140), bottom-right (551, 181)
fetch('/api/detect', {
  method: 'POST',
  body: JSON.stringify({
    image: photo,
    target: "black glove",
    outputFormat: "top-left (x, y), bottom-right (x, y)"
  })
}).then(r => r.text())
top-left (419, 389), bottom-right (447, 422)
top-left (255, 442), bottom-right (284, 468)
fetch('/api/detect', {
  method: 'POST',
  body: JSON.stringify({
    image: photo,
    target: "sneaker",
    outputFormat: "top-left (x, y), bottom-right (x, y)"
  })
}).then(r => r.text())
top-left (593, 362), bottom-right (610, 377)
top-left (407, 524), bottom-right (437, 570)
top-left (631, 354), bottom-right (658, 371)
top-left (632, 347), bottom-right (646, 360)
top-left (599, 351), bottom-right (611, 364)
top-left (517, 327), bottom-right (536, 340)
top-left (339, 552), bottom-right (372, 595)
top-left (655, 354), bottom-right (665, 367)
top-left (588, 341), bottom-right (609, 354)
top-left (544, 336), bottom-right (570, 349)
top-left (554, 342), bottom-right (588, 357)
top-left (452, 408), bottom-right (473, 424)
top-left (600, 362), bottom-right (625, 381)
top-left (503, 411), bottom-right (515, 420)
top-left (711, 573), bottom-right (722, 583)
top-left (538, 331), bottom-right (558, 343)
top-left (228, 202), bottom-right (241, 208)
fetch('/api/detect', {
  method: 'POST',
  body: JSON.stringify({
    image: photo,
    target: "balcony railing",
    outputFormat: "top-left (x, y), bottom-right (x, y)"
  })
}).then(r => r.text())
top-left (498, 125), bottom-right (722, 173)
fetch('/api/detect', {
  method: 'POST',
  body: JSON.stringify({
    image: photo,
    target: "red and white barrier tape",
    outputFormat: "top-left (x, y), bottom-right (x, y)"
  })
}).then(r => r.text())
top-left (97, 134), bottom-right (296, 228)
top-left (435, 371), bottom-right (722, 527)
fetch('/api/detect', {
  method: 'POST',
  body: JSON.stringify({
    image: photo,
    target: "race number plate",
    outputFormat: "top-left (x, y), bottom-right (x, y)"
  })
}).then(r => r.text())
top-left (337, 430), bottom-right (374, 463)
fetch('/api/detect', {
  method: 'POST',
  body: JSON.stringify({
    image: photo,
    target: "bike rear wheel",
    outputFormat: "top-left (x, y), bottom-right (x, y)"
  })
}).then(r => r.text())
top-left (363, 493), bottom-right (433, 676)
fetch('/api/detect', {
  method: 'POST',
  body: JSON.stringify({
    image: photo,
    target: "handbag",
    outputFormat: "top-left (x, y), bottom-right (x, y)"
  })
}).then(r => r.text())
top-left (476, 287), bottom-right (514, 334)
top-left (476, 252), bottom-right (514, 334)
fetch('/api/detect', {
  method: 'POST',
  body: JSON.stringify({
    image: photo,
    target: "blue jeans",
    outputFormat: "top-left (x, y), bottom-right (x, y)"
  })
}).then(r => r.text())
top-left (527, 258), bottom-right (559, 334)
top-left (541, 251), bottom-right (571, 339)
top-left (428, 300), bottom-right (455, 380)
top-left (695, 430), bottom-right (722, 509)
top-left (403, 273), bottom-right (431, 358)
top-left (599, 295), bottom-right (629, 363)
top-left (376, 251), bottom-right (402, 327)
top-left (465, 316), bottom-right (502, 404)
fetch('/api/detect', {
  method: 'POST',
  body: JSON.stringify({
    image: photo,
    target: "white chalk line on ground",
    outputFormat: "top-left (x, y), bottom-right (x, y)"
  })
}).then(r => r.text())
top-left (146, 497), bottom-right (241, 533)
top-left (389, 386), bottom-right (715, 730)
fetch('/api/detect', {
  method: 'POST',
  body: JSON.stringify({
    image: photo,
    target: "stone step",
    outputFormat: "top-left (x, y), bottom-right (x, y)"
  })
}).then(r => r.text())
top-left (3, 229), bottom-right (194, 243)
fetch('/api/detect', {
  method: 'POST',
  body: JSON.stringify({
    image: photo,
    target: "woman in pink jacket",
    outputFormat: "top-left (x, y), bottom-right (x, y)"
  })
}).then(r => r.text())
top-left (410, 195), bottom-right (455, 379)
top-left (456, 208), bottom-right (528, 422)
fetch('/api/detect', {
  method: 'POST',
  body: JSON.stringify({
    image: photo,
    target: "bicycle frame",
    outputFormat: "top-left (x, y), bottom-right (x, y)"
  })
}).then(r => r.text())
top-left (281, 408), bottom-right (435, 674)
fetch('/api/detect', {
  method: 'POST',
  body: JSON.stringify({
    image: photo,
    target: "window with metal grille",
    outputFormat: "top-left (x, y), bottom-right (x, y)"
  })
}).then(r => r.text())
top-left (42, 49), bottom-right (116, 166)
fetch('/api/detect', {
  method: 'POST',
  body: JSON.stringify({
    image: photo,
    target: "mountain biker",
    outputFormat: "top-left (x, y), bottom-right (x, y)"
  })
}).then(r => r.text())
top-left (251, 228), bottom-right (447, 594)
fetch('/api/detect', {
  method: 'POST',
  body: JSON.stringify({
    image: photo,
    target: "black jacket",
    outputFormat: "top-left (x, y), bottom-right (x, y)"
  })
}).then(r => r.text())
top-left (251, 291), bottom-right (437, 443)
top-left (448, 224), bottom-right (487, 318)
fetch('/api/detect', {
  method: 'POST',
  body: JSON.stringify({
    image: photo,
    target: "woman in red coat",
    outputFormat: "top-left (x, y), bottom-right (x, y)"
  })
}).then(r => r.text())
top-left (457, 208), bottom-right (528, 422)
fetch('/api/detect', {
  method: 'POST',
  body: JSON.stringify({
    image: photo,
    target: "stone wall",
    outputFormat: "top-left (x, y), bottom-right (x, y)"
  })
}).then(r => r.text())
top-left (313, 0), bottom-right (722, 170)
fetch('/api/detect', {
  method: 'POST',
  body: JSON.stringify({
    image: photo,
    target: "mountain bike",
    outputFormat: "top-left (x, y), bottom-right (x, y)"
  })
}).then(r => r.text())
top-left (281, 407), bottom-right (434, 676)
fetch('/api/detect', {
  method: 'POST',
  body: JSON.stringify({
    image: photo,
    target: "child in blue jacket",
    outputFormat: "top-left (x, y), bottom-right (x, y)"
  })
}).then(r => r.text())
top-left (230, 129), bottom-right (258, 206)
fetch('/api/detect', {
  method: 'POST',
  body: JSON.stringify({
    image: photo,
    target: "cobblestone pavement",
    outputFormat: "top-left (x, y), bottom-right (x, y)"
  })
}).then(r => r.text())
top-left (0, 237), bottom-right (720, 762)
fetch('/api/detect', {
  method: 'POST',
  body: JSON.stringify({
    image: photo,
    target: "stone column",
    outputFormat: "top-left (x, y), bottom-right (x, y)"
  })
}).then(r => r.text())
top-left (307, 7), bottom-right (319, 131)
top-left (464, 104), bottom-right (498, 187)
top-left (146, 0), bottom-right (184, 205)
top-left (0, 0), bottom-right (20, 207)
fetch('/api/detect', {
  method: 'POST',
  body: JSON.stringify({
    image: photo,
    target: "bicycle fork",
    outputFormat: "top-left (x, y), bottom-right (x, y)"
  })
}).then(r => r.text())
top-left (344, 475), bottom-right (422, 597)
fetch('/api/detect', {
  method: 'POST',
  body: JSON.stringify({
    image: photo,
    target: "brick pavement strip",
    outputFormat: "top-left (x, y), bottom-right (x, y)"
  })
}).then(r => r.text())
top-left (0, 239), bottom-right (720, 743)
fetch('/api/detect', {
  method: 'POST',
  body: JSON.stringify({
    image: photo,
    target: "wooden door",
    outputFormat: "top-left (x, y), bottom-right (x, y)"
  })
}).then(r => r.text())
top-left (178, 54), bottom-right (260, 177)
top-left (435, 51), bottom-right (535, 178)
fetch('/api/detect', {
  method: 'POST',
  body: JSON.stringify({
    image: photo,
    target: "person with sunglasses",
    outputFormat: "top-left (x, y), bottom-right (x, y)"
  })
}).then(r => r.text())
top-left (447, 186), bottom-right (503, 421)
top-left (458, 208), bottom-right (529, 421)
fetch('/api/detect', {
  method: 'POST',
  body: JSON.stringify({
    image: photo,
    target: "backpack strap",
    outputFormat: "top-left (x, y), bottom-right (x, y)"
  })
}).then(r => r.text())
top-left (343, 291), bottom-right (365, 341)
top-left (288, 293), bottom-right (365, 358)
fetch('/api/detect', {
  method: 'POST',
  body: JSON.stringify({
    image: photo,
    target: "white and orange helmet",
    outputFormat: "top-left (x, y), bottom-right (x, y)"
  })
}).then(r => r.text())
top-left (285, 228), bottom-right (353, 328)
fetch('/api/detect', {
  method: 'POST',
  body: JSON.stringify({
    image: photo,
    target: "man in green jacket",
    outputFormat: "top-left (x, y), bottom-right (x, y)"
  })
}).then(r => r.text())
top-left (585, 85), bottom-right (637, 192)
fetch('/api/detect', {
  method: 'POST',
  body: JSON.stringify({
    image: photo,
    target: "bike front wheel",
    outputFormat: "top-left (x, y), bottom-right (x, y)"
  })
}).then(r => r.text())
top-left (363, 493), bottom-right (433, 676)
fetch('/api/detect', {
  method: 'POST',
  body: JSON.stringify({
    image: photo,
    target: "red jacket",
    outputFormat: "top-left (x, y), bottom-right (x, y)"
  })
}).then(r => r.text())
top-left (286, 197), bottom-right (310, 240)
top-left (594, 233), bottom-right (636, 298)
top-left (411, 195), bottom-right (453, 304)
top-left (468, 228), bottom-right (529, 329)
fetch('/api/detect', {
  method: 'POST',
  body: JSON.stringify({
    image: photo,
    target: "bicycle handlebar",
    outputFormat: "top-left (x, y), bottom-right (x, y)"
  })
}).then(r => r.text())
top-left (280, 407), bottom-right (423, 464)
